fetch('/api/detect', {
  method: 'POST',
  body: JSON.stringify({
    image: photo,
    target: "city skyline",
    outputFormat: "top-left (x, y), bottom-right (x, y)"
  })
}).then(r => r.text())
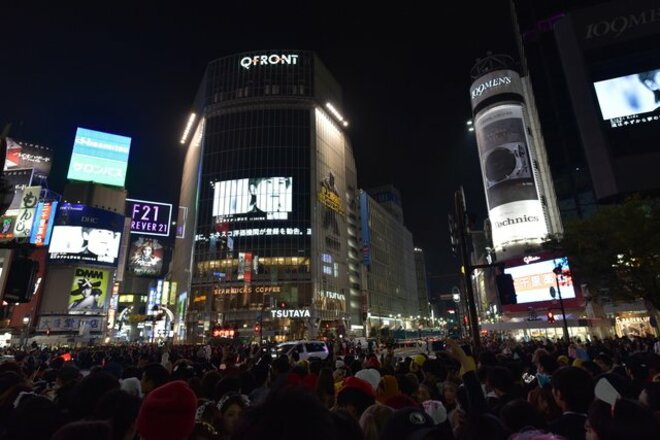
top-left (2, 2), bottom-right (518, 293)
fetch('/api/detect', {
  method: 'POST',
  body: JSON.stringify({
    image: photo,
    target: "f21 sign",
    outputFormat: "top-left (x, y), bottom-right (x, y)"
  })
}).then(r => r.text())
top-left (126, 199), bottom-right (173, 237)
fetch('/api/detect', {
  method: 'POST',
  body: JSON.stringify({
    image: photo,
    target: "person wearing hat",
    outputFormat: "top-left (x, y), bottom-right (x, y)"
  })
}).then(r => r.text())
top-left (380, 406), bottom-right (443, 440)
top-left (355, 368), bottom-right (381, 394)
top-left (335, 376), bottom-right (376, 420)
top-left (69, 278), bottom-right (103, 312)
top-left (136, 380), bottom-right (198, 440)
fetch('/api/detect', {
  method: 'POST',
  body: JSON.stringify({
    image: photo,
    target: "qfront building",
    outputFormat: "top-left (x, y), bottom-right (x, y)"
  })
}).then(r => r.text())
top-left (172, 51), bottom-right (360, 341)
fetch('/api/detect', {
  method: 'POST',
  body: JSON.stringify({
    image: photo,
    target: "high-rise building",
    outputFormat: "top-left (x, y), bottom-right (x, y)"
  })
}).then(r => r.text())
top-left (359, 189), bottom-right (418, 332)
top-left (508, 0), bottom-right (660, 337)
top-left (172, 51), bottom-right (360, 341)
top-left (511, 0), bottom-right (660, 213)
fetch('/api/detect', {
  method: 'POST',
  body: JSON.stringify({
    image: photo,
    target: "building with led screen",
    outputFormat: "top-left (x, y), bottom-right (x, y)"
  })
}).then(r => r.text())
top-left (469, 55), bottom-right (563, 262)
top-left (173, 50), bottom-right (360, 341)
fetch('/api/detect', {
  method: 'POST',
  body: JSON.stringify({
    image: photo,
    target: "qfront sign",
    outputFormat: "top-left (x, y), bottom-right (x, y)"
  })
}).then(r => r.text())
top-left (270, 309), bottom-right (311, 319)
top-left (126, 199), bottom-right (173, 237)
top-left (240, 54), bottom-right (299, 70)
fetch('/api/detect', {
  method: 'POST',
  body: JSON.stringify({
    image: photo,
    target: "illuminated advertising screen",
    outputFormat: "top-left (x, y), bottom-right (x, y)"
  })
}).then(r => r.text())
top-left (212, 177), bottom-right (292, 222)
top-left (505, 257), bottom-right (576, 304)
top-left (3, 169), bottom-right (34, 211)
top-left (127, 236), bottom-right (165, 277)
top-left (30, 201), bottom-right (58, 246)
top-left (48, 204), bottom-right (124, 266)
top-left (67, 127), bottom-right (132, 187)
top-left (126, 198), bottom-right (173, 237)
top-left (594, 68), bottom-right (660, 125)
top-left (4, 138), bottom-right (53, 180)
top-left (474, 104), bottom-right (548, 249)
top-left (68, 267), bottom-right (110, 314)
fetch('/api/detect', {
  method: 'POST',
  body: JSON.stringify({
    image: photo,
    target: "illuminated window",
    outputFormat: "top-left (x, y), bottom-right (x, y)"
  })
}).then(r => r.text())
top-left (323, 266), bottom-right (333, 275)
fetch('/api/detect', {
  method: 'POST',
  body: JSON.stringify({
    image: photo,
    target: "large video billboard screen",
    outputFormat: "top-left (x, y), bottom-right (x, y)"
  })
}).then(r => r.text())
top-left (126, 198), bottom-right (172, 237)
top-left (212, 177), bottom-right (292, 222)
top-left (68, 267), bottom-right (110, 314)
top-left (505, 257), bottom-right (576, 304)
top-left (67, 127), bottom-right (132, 187)
top-left (474, 104), bottom-right (548, 250)
top-left (594, 68), bottom-right (660, 124)
top-left (4, 138), bottom-right (53, 180)
top-left (48, 204), bottom-right (124, 266)
top-left (127, 236), bottom-right (165, 277)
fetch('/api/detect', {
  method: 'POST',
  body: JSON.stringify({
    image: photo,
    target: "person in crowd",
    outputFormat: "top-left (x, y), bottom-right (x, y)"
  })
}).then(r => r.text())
top-left (549, 366), bottom-right (594, 440)
top-left (421, 359), bottom-right (447, 401)
top-left (92, 389), bottom-right (141, 440)
top-left (140, 362), bottom-right (170, 396)
top-left (136, 380), bottom-right (198, 440)
top-left (51, 420), bottom-right (113, 440)
top-left (216, 391), bottom-right (249, 439)
top-left (586, 397), bottom-right (659, 440)
top-left (334, 376), bottom-right (376, 420)
top-left (528, 386), bottom-right (562, 424)
top-left (316, 366), bottom-right (336, 409)
top-left (359, 403), bottom-right (394, 440)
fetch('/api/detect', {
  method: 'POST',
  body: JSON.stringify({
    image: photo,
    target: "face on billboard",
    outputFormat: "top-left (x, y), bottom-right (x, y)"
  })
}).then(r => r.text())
top-left (67, 127), bottom-right (132, 187)
top-left (69, 267), bottom-right (109, 314)
top-left (49, 226), bottom-right (122, 265)
top-left (212, 176), bottom-right (292, 221)
top-left (505, 258), bottom-right (576, 304)
top-left (128, 236), bottom-right (165, 276)
top-left (594, 68), bottom-right (660, 121)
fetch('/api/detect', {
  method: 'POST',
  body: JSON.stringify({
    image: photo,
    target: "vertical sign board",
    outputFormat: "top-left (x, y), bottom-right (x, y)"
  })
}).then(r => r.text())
top-left (67, 128), bottom-right (132, 187)
top-left (30, 201), bottom-right (58, 246)
top-left (14, 186), bottom-right (41, 238)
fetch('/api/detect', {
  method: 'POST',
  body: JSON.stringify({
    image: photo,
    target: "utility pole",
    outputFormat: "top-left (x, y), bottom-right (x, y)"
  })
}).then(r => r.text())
top-left (454, 188), bottom-right (482, 352)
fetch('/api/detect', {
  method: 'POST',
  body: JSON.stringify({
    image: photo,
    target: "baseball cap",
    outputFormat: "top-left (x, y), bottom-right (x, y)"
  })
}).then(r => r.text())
top-left (380, 407), bottom-right (441, 440)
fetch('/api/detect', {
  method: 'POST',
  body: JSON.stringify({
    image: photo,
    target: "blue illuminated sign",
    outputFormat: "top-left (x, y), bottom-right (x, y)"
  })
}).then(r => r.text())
top-left (67, 127), bottom-right (132, 187)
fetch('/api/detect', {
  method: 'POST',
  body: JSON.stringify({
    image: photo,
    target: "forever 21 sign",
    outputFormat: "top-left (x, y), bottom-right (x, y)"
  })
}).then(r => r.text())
top-left (126, 198), bottom-right (173, 237)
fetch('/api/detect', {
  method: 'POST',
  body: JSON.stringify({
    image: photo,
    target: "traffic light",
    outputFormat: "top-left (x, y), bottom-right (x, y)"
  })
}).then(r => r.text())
top-left (547, 310), bottom-right (555, 323)
top-left (278, 301), bottom-right (288, 309)
top-left (463, 315), bottom-right (469, 326)
top-left (254, 323), bottom-right (261, 334)
top-left (496, 273), bottom-right (517, 305)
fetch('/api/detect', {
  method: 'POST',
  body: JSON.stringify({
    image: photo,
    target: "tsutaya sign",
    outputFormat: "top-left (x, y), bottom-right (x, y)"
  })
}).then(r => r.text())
top-left (240, 54), bottom-right (299, 70)
top-left (270, 309), bottom-right (311, 319)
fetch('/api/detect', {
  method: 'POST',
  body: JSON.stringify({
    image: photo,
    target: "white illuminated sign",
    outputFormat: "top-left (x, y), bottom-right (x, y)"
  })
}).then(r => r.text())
top-left (471, 76), bottom-right (512, 99)
top-left (523, 255), bottom-right (541, 264)
top-left (240, 54), bottom-right (299, 70)
top-left (270, 309), bottom-right (311, 318)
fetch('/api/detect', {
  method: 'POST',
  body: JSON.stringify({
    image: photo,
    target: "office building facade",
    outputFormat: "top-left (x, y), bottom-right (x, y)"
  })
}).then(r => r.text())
top-left (172, 51), bottom-right (360, 341)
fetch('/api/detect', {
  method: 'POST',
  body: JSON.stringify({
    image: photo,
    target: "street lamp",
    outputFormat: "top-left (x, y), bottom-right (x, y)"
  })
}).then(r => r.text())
top-left (21, 316), bottom-right (30, 349)
top-left (551, 264), bottom-right (571, 342)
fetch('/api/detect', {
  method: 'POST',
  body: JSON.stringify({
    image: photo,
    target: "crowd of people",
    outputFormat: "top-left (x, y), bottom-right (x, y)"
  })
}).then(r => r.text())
top-left (0, 335), bottom-right (659, 440)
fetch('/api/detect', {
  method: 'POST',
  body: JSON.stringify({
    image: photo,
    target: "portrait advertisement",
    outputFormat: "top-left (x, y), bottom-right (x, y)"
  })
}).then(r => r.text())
top-left (128, 236), bottom-right (164, 276)
top-left (69, 267), bottom-right (109, 314)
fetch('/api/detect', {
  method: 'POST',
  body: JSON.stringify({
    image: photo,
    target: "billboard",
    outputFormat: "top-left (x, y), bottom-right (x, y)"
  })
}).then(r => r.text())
top-left (505, 257), bottom-right (576, 304)
top-left (13, 186), bottom-right (41, 238)
top-left (48, 204), bottom-right (124, 266)
top-left (4, 138), bottom-right (53, 180)
top-left (474, 104), bottom-right (548, 250)
top-left (68, 267), bottom-right (110, 314)
top-left (67, 127), bottom-right (132, 187)
top-left (212, 177), bottom-right (292, 222)
top-left (29, 201), bottom-right (57, 245)
top-left (594, 68), bottom-right (660, 124)
top-left (126, 199), bottom-right (173, 237)
top-left (3, 169), bottom-right (34, 211)
top-left (127, 236), bottom-right (165, 277)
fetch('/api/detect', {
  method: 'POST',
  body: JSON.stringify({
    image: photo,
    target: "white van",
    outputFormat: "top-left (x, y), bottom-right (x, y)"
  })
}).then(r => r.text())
top-left (271, 340), bottom-right (329, 361)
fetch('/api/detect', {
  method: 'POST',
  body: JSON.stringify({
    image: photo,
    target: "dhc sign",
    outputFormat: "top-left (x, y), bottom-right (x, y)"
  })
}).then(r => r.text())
top-left (240, 54), bottom-right (299, 70)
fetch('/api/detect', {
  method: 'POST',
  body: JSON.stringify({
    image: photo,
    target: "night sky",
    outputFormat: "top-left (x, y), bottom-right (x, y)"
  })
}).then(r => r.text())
top-left (2, 2), bottom-right (518, 296)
